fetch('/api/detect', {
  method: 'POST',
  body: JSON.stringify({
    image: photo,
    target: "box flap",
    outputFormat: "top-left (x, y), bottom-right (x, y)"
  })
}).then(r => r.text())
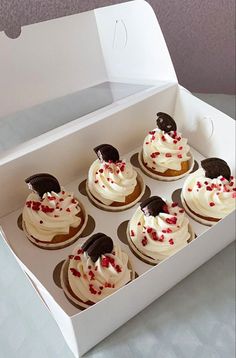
top-left (95, 0), bottom-right (177, 84)
top-left (0, 0), bottom-right (177, 119)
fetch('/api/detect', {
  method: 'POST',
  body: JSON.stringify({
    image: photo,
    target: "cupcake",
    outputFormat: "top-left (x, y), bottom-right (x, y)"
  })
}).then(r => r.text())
top-left (139, 112), bottom-right (194, 180)
top-left (22, 173), bottom-right (87, 249)
top-left (60, 233), bottom-right (134, 309)
top-left (181, 158), bottom-right (236, 226)
top-left (128, 196), bottom-right (194, 265)
top-left (86, 144), bottom-right (145, 211)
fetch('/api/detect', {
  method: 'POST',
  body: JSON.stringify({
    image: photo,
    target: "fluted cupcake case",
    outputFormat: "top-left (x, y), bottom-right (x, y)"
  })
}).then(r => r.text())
top-left (0, 1), bottom-right (235, 357)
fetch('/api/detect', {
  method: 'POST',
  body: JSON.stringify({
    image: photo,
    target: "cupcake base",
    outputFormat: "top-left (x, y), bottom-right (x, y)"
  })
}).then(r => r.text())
top-left (181, 194), bottom-right (220, 227)
top-left (22, 200), bottom-right (88, 250)
top-left (127, 223), bottom-right (195, 265)
top-left (86, 173), bottom-right (145, 212)
top-left (60, 259), bottom-right (135, 310)
top-left (138, 150), bottom-right (194, 181)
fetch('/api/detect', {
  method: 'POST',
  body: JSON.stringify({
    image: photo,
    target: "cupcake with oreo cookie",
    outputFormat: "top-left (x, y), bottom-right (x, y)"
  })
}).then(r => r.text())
top-left (22, 174), bottom-right (87, 249)
top-left (86, 144), bottom-right (145, 211)
top-left (60, 233), bottom-right (135, 310)
top-left (128, 196), bottom-right (194, 265)
top-left (139, 112), bottom-right (193, 181)
top-left (182, 158), bottom-right (236, 226)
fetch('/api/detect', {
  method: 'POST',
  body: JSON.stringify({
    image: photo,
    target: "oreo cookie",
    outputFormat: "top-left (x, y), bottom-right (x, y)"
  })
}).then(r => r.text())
top-left (201, 158), bottom-right (231, 181)
top-left (156, 112), bottom-right (177, 133)
top-left (140, 196), bottom-right (166, 217)
top-left (25, 173), bottom-right (61, 198)
top-left (82, 233), bottom-right (114, 262)
top-left (94, 144), bottom-right (119, 163)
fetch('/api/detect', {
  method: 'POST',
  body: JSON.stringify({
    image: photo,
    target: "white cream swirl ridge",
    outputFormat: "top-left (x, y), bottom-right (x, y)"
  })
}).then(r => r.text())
top-left (23, 190), bottom-right (81, 242)
top-left (182, 168), bottom-right (236, 219)
top-left (88, 159), bottom-right (138, 205)
top-left (68, 245), bottom-right (132, 303)
top-left (129, 202), bottom-right (191, 261)
top-left (142, 128), bottom-right (190, 173)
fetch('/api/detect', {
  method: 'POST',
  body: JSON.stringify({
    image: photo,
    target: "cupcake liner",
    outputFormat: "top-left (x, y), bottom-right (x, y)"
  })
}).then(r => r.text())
top-left (86, 172), bottom-right (145, 212)
top-left (127, 222), bottom-right (195, 266)
top-left (138, 150), bottom-right (194, 182)
top-left (22, 199), bottom-right (88, 250)
top-left (60, 258), bottom-right (135, 310)
top-left (181, 193), bottom-right (218, 227)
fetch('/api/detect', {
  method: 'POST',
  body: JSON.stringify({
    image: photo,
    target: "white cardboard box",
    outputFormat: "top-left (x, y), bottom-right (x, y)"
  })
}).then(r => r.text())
top-left (0, 1), bottom-right (235, 357)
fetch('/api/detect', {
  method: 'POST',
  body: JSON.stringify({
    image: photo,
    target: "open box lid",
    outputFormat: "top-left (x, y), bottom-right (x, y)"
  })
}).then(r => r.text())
top-left (0, 0), bottom-right (177, 119)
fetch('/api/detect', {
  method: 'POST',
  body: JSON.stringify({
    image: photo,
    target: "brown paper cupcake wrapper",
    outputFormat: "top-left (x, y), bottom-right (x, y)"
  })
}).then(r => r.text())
top-left (127, 222), bottom-right (195, 266)
top-left (60, 258), bottom-right (135, 310)
top-left (181, 193), bottom-right (218, 227)
top-left (86, 172), bottom-right (145, 212)
top-left (138, 150), bottom-right (194, 182)
top-left (22, 199), bottom-right (88, 250)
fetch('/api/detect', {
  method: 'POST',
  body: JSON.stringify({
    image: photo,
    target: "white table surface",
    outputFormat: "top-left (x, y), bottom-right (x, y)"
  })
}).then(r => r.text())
top-left (0, 93), bottom-right (235, 358)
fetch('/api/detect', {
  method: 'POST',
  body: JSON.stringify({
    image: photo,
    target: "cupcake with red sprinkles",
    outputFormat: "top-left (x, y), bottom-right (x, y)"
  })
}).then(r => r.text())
top-left (182, 158), bottom-right (236, 226)
top-left (139, 112), bottom-right (193, 181)
top-left (86, 144), bottom-right (144, 211)
top-left (60, 233), bottom-right (134, 309)
top-left (22, 173), bottom-right (87, 249)
top-left (128, 196), bottom-right (194, 265)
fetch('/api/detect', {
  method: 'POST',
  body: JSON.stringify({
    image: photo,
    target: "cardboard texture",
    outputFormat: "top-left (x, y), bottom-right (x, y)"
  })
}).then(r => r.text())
top-left (0, 1), bottom-right (235, 357)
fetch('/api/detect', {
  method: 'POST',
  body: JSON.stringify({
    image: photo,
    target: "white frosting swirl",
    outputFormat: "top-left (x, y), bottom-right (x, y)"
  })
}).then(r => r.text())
top-left (68, 244), bottom-right (132, 303)
top-left (129, 202), bottom-right (191, 261)
top-left (88, 159), bottom-right (138, 205)
top-left (142, 128), bottom-right (190, 173)
top-left (182, 169), bottom-right (236, 219)
top-left (23, 190), bottom-right (81, 242)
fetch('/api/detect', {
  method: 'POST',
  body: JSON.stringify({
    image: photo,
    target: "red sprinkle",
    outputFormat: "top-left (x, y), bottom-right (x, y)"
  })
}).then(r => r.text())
top-left (177, 154), bottom-right (183, 159)
top-left (66, 208), bottom-right (71, 212)
top-left (142, 237), bottom-right (148, 246)
top-left (166, 217), bottom-right (177, 225)
top-left (178, 146), bottom-right (183, 150)
top-left (99, 169), bottom-right (104, 173)
top-left (130, 230), bottom-right (135, 237)
top-left (165, 153), bottom-right (172, 158)
top-left (197, 181), bottom-right (202, 188)
top-left (70, 268), bottom-right (81, 277)
top-left (209, 202), bottom-right (215, 207)
top-left (101, 257), bottom-right (110, 268)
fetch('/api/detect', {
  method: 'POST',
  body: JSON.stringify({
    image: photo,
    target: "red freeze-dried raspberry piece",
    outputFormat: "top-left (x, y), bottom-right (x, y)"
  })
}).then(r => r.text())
top-left (171, 202), bottom-right (178, 207)
top-left (165, 153), bottom-right (172, 158)
top-left (26, 201), bottom-right (32, 207)
top-left (149, 131), bottom-right (155, 135)
top-left (209, 202), bottom-right (215, 207)
top-left (161, 135), bottom-right (166, 141)
top-left (163, 204), bottom-right (169, 214)
top-left (101, 257), bottom-right (110, 268)
top-left (70, 268), bottom-right (81, 277)
top-left (99, 169), bottom-right (104, 173)
top-left (166, 217), bottom-right (177, 225)
top-left (178, 146), bottom-right (183, 150)
top-left (179, 209), bottom-right (184, 213)
top-left (89, 284), bottom-right (97, 294)
top-left (177, 154), bottom-right (183, 159)
top-left (166, 228), bottom-right (172, 233)
top-left (77, 249), bottom-right (84, 254)
top-left (197, 181), bottom-right (202, 188)
top-left (74, 256), bottom-right (81, 260)
top-left (71, 198), bottom-right (77, 204)
top-left (169, 239), bottom-right (174, 245)
top-left (147, 227), bottom-right (153, 234)
top-left (130, 230), bottom-right (135, 237)
top-left (146, 142), bottom-right (149, 145)
top-left (105, 282), bottom-right (112, 288)
top-left (66, 208), bottom-right (71, 212)
top-left (59, 198), bottom-right (64, 202)
top-left (173, 140), bottom-right (178, 144)
top-left (187, 188), bottom-right (192, 192)
top-left (41, 205), bottom-right (54, 213)
top-left (115, 265), bottom-right (122, 273)
top-left (88, 271), bottom-right (95, 280)
top-left (159, 235), bottom-right (164, 242)
top-left (206, 186), bottom-right (212, 191)
top-left (142, 237), bottom-right (148, 246)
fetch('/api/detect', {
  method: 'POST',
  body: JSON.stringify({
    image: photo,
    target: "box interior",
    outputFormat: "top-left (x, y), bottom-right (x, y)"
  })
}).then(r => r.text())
top-left (0, 86), bottom-right (235, 319)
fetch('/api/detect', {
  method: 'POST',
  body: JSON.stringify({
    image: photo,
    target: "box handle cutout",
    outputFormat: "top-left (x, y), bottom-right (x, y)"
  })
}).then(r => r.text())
top-left (200, 116), bottom-right (214, 139)
top-left (113, 19), bottom-right (128, 49)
